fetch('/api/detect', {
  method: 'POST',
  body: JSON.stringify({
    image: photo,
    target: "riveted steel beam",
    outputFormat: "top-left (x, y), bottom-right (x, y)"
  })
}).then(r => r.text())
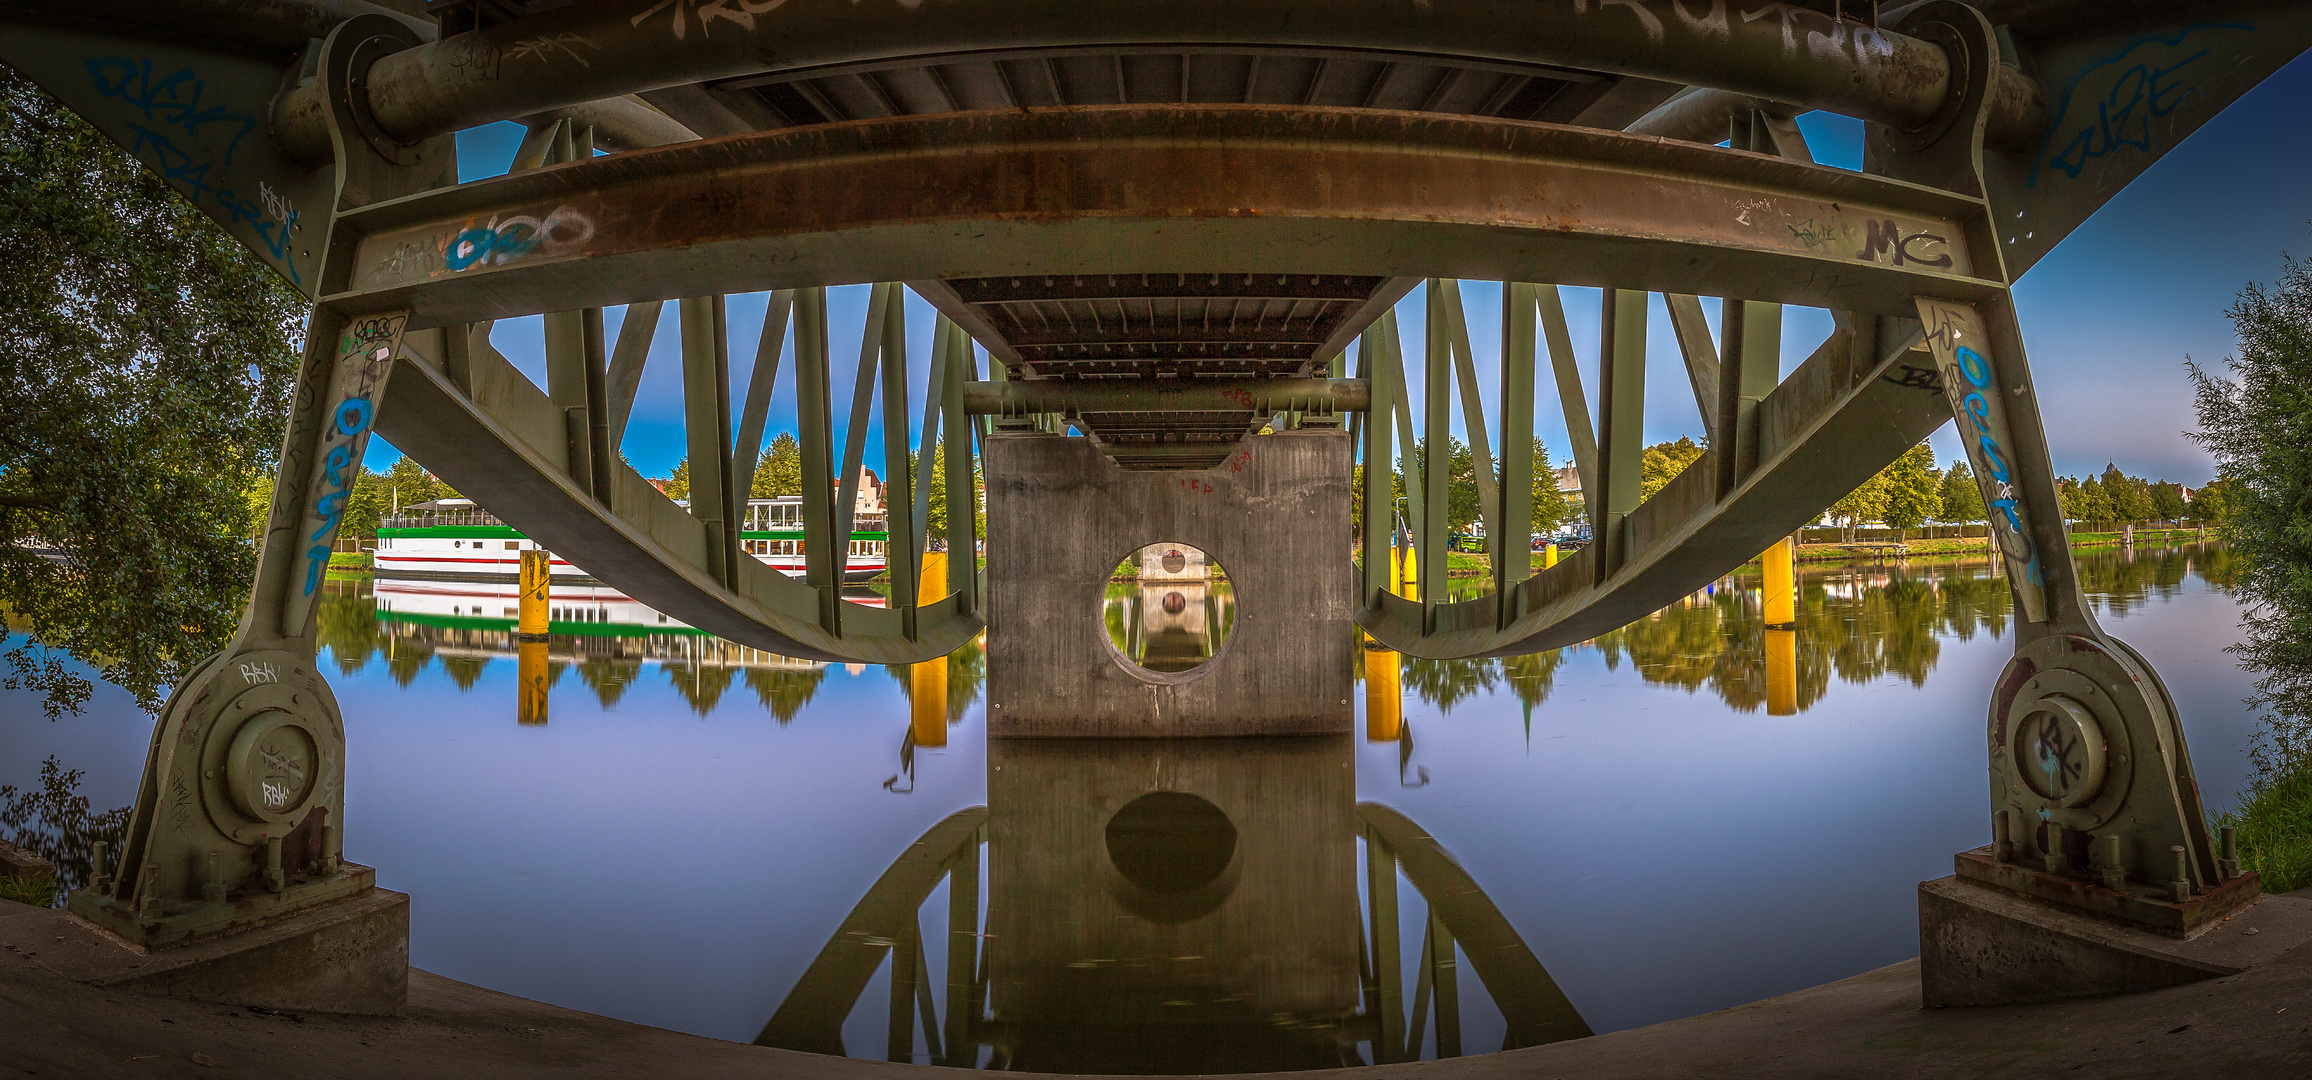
top-left (331, 108), bottom-right (1999, 326)
top-left (262, 0), bottom-right (2044, 162)
top-left (962, 378), bottom-right (1366, 416)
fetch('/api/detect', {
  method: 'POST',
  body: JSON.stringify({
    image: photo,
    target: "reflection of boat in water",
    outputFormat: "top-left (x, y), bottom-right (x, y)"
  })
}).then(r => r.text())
top-left (375, 496), bottom-right (891, 583)
top-left (368, 578), bottom-right (881, 669)
top-left (757, 736), bottom-right (1587, 1072)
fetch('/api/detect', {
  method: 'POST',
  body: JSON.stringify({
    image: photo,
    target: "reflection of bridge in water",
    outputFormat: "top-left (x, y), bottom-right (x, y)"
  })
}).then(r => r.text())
top-left (758, 737), bottom-right (1587, 1072)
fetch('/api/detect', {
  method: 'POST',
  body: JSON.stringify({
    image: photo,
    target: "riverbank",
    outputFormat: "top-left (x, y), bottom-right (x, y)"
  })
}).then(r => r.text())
top-left (2, 890), bottom-right (2306, 1079)
top-left (1413, 529), bottom-right (2221, 577)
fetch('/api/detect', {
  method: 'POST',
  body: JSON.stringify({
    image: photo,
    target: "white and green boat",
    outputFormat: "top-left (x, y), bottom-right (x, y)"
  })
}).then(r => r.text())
top-left (375, 497), bottom-right (892, 583)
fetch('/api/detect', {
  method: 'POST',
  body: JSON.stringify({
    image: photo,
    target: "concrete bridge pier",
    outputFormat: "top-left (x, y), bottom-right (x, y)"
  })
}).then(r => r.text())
top-left (983, 430), bottom-right (1355, 737)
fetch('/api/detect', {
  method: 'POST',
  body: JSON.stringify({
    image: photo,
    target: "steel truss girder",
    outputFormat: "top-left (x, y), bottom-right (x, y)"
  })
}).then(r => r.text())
top-left (324, 107), bottom-right (2000, 327)
top-left (258, 0), bottom-right (2043, 160)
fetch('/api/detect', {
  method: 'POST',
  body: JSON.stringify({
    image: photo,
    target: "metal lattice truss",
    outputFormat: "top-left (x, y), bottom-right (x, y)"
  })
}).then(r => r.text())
top-left (8, 0), bottom-right (2306, 934)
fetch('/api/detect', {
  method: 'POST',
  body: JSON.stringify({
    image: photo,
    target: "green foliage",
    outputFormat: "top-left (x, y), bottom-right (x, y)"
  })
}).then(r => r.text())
top-left (751, 432), bottom-right (803, 498)
top-left (2190, 477), bottom-right (2237, 523)
top-left (1639, 437), bottom-right (1704, 501)
top-left (664, 457), bottom-right (691, 500)
top-left (2102, 463), bottom-right (2154, 522)
top-left (909, 441), bottom-right (985, 542)
top-left (2149, 481), bottom-right (2190, 521)
top-left (1879, 442), bottom-right (1942, 537)
top-left (1827, 465), bottom-right (1889, 540)
top-left (0, 70), bottom-right (305, 717)
top-left (0, 756), bottom-right (130, 893)
top-left (1938, 460), bottom-right (1985, 523)
top-left (342, 456), bottom-right (458, 539)
top-left (0, 872), bottom-right (57, 908)
top-left (1525, 436), bottom-right (1570, 535)
top-left (2215, 766), bottom-right (2312, 894)
top-left (2190, 249), bottom-right (2312, 778)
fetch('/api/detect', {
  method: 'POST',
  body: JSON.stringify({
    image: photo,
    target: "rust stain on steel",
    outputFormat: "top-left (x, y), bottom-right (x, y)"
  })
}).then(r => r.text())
top-left (345, 106), bottom-right (1981, 298)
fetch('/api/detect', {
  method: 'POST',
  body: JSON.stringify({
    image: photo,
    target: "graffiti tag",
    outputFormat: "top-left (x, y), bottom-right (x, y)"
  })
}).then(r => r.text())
top-left (1854, 219), bottom-right (1952, 269)
top-left (2031, 23), bottom-right (2255, 188)
top-left (238, 661), bottom-right (279, 685)
top-left (442, 207), bottom-right (596, 272)
top-left (302, 314), bottom-right (405, 595)
top-left (1917, 300), bottom-right (2045, 618)
top-left (632, 0), bottom-right (791, 40)
top-left (87, 58), bottom-right (299, 283)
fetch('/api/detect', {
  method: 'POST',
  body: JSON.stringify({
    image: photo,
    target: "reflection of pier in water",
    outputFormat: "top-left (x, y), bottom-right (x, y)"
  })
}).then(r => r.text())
top-left (1104, 583), bottom-right (1237, 674)
top-left (757, 737), bottom-right (1588, 1072)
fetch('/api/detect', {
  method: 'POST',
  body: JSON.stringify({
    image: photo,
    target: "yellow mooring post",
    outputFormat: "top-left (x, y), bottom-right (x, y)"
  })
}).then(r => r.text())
top-left (1761, 536), bottom-right (1797, 716)
top-left (909, 551), bottom-right (949, 747)
top-left (1763, 536), bottom-right (1796, 628)
top-left (1766, 628), bottom-right (1797, 716)
top-left (517, 549), bottom-right (551, 725)
top-left (1543, 542), bottom-right (1559, 569)
top-left (1390, 544), bottom-right (1420, 601)
top-left (1364, 646), bottom-right (1402, 742)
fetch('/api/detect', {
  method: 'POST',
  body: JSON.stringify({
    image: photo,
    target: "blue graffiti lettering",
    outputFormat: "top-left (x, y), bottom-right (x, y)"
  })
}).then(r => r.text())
top-left (443, 222), bottom-right (541, 271)
top-left (304, 543), bottom-right (333, 596)
top-left (90, 60), bottom-right (300, 284)
top-left (303, 395), bottom-right (376, 595)
top-left (1978, 434), bottom-right (2013, 484)
top-left (2030, 23), bottom-right (2254, 187)
top-left (335, 398), bottom-right (374, 437)
top-left (1964, 392), bottom-right (1992, 434)
top-left (1956, 345), bottom-right (1993, 388)
top-left (86, 58), bottom-right (256, 164)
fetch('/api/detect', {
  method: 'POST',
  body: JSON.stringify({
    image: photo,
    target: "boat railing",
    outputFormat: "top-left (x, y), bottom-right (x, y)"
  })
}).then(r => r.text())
top-left (382, 510), bottom-right (507, 530)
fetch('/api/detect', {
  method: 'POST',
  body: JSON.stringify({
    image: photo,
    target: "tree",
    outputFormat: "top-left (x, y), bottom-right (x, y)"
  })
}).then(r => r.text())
top-left (1939, 460), bottom-right (1986, 524)
top-left (0, 70), bottom-right (304, 718)
top-left (2150, 481), bottom-right (2190, 521)
top-left (1827, 469), bottom-right (1889, 544)
top-left (752, 432), bottom-right (803, 498)
top-left (2072, 475), bottom-right (2113, 526)
top-left (2190, 477), bottom-right (2237, 523)
top-left (2190, 248), bottom-right (2312, 778)
top-left (1879, 441), bottom-right (1942, 542)
top-left (1639, 437), bottom-right (1705, 501)
top-left (663, 457), bottom-right (691, 500)
top-left (2103, 463), bottom-right (2153, 525)
top-left (1525, 436), bottom-right (1571, 536)
top-left (910, 441), bottom-right (985, 543)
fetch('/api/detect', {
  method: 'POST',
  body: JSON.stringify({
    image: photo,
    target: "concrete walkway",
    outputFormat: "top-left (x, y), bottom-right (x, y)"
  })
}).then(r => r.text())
top-left (5, 898), bottom-right (2309, 1079)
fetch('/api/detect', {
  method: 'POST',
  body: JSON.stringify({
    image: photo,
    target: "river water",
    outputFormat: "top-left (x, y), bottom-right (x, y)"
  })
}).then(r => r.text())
top-left (0, 542), bottom-right (2262, 1071)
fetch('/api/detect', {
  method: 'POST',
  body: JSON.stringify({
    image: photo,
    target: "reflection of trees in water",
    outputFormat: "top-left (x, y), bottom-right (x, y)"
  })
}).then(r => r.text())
top-left (883, 637), bottom-right (989, 723)
top-left (440, 654), bottom-right (492, 692)
top-left (665, 662), bottom-right (738, 716)
top-left (1391, 545), bottom-right (2227, 716)
top-left (579, 659), bottom-right (641, 709)
top-left (316, 580), bottom-right (385, 676)
top-left (747, 666), bottom-right (828, 723)
top-left (0, 757), bottom-right (129, 895)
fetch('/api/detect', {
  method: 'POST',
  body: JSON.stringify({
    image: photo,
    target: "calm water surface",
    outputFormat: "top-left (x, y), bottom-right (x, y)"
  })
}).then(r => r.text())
top-left (0, 543), bottom-right (2261, 1071)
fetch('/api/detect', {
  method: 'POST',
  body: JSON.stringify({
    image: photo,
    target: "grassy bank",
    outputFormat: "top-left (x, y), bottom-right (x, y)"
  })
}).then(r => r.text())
top-left (0, 873), bottom-right (57, 908)
top-left (1794, 527), bottom-right (2211, 562)
top-left (2217, 768), bottom-right (2312, 894)
top-left (327, 551), bottom-right (372, 570)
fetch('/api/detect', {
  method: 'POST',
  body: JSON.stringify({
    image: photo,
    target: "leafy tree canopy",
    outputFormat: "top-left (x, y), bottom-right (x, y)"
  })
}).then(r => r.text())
top-left (1938, 460), bottom-right (1985, 523)
top-left (0, 71), bottom-right (303, 718)
top-left (1639, 437), bottom-right (1704, 501)
top-left (1879, 441), bottom-right (1942, 536)
top-left (2190, 248), bottom-right (2312, 776)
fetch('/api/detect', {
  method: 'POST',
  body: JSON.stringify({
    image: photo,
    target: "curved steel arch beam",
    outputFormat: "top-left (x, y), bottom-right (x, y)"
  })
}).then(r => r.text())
top-left (265, 0), bottom-right (2046, 161)
top-left (374, 349), bottom-right (984, 664)
top-left (323, 107), bottom-right (2001, 326)
top-left (1359, 802), bottom-right (1592, 1049)
top-left (1366, 313), bottom-right (1950, 659)
top-left (755, 808), bottom-right (987, 1056)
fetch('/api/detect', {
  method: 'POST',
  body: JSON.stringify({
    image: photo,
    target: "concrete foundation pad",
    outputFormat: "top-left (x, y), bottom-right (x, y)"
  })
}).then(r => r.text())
top-left (4, 890), bottom-right (2312, 1077)
top-left (1920, 874), bottom-right (2312, 1007)
top-left (0, 886), bottom-right (408, 1015)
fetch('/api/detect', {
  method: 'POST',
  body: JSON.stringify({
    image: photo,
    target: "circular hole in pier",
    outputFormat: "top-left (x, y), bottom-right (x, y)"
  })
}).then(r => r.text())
top-left (1103, 543), bottom-right (1236, 674)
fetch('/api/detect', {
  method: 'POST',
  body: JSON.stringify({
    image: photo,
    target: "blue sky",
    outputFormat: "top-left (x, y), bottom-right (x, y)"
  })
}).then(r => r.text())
top-left (367, 53), bottom-right (2312, 487)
